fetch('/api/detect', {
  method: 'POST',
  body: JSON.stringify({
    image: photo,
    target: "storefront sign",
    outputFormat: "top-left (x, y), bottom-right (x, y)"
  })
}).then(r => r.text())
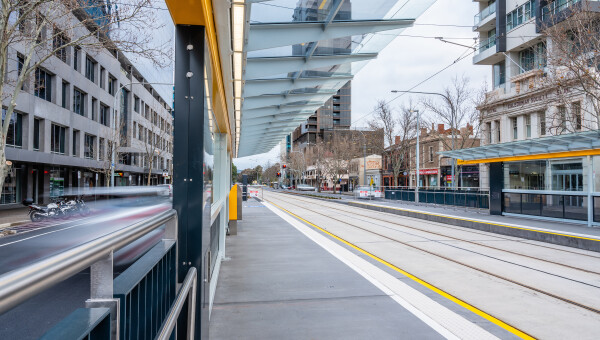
top-left (419, 169), bottom-right (438, 175)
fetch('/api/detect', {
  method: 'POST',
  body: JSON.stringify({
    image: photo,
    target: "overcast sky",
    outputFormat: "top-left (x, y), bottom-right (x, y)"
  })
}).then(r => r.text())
top-left (234, 0), bottom-right (489, 170)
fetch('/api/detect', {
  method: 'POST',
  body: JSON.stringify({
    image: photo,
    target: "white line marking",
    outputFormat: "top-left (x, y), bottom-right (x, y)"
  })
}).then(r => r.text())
top-left (264, 201), bottom-right (499, 340)
top-left (0, 206), bottom-right (162, 248)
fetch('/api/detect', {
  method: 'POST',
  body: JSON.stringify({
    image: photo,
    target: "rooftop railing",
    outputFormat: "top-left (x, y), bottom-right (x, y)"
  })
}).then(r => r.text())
top-left (474, 2), bottom-right (497, 25)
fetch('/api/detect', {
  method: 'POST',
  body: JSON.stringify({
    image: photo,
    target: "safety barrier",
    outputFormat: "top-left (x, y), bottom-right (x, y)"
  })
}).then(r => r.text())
top-left (384, 187), bottom-right (490, 210)
top-left (0, 209), bottom-right (200, 339)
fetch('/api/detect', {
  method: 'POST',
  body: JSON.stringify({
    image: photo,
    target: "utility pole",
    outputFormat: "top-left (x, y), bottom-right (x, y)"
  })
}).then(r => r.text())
top-left (413, 110), bottom-right (420, 203)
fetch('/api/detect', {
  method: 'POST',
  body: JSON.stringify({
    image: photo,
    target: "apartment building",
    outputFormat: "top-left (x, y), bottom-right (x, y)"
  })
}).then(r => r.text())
top-left (448, 0), bottom-right (600, 223)
top-left (2, 12), bottom-right (173, 207)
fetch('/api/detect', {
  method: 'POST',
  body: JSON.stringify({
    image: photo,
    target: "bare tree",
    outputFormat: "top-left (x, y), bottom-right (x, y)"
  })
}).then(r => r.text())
top-left (421, 76), bottom-right (480, 186)
top-left (262, 162), bottom-right (280, 185)
top-left (141, 118), bottom-right (170, 186)
top-left (540, 4), bottom-right (600, 133)
top-left (306, 137), bottom-right (327, 192)
top-left (0, 0), bottom-right (170, 194)
top-left (94, 119), bottom-right (127, 186)
top-left (370, 100), bottom-right (416, 187)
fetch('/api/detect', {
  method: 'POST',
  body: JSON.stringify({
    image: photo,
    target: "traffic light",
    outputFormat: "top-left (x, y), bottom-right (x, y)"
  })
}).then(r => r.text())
top-left (277, 172), bottom-right (281, 177)
top-left (282, 164), bottom-right (287, 169)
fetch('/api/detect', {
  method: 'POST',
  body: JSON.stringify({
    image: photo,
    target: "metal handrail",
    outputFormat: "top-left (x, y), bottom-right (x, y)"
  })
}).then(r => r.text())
top-left (156, 267), bottom-right (198, 340)
top-left (474, 1), bottom-right (497, 25)
top-left (0, 209), bottom-right (177, 315)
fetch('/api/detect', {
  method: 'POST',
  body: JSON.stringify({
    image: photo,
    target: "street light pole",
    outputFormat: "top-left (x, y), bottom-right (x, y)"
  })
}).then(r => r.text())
top-left (391, 90), bottom-right (458, 189)
top-left (111, 81), bottom-right (173, 187)
top-left (413, 110), bottom-right (420, 203)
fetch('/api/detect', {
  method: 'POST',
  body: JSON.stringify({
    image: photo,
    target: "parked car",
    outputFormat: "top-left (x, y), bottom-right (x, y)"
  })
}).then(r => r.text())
top-left (297, 184), bottom-right (317, 191)
top-left (353, 185), bottom-right (382, 199)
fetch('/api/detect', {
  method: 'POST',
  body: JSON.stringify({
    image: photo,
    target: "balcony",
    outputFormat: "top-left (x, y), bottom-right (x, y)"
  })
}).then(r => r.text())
top-left (474, 2), bottom-right (496, 27)
top-left (540, 0), bottom-right (600, 28)
top-left (477, 35), bottom-right (496, 54)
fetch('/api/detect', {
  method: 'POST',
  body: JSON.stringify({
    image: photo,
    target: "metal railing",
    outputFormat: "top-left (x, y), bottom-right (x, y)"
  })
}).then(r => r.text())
top-left (384, 187), bottom-right (490, 210)
top-left (477, 35), bottom-right (496, 54)
top-left (474, 1), bottom-right (497, 25)
top-left (0, 209), bottom-right (184, 339)
top-left (156, 267), bottom-right (198, 340)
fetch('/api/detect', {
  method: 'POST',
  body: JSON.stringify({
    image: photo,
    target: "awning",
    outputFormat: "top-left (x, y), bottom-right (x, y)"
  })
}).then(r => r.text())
top-left (235, 0), bottom-right (437, 157)
top-left (439, 130), bottom-right (600, 165)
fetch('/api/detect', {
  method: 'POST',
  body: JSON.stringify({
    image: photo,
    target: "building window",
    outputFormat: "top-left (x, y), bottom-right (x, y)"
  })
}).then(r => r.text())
top-left (85, 56), bottom-right (96, 82)
top-left (34, 68), bottom-right (52, 102)
top-left (496, 120), bottom-right (501, 142)
top-left (138, 126), bottom-right (144, 140)
top-left (120, 88), bottom-right (129, 138)
top-left (558, 105), bottom-right (567, 132)
top-left (493, 61), bottom-right (505, 88)
top-left (512, 117), bottom-right (518, 140)
top-left (506, 1), bottom-right (535, 31)
top-left (91, 97), bottom-right (97, 121)
top-left (84, 134), bottom-right (95, 159)
top-left (99, 67), bottom-right (106, 89)
top-left (73, 88), bottom-right (85, 116)
top-left (108, 75), bottom-right (116, 95)
top-left (53, 29), bottom-right (68, 63)
top-left (572, 102), bottom-right (582, 130)
top-left (72, 130), bottom-right (79, 156)
top-left (99, 138), bottom-right (105, 160)
top-left (51, 124), bottom-right (66, 154)
top-left (519, 42), bottom-right (546, 73)
top-left (486, 122), bottom-right (492, 144)
top-left (100, 104), bottom-right (109, 126)
top-left (2, 108), bottom-right (22, 147)
top-left (429, 146), bottom-right (433, 162)
top-left (17, 54), bottom-right (24, 90)
top-left (134, 96), bottom-right (140, 113)
top-left (33, 118), bottom-right (40, 150)
top-left (61, 81), bottom-right (69, 109)
top-left (525, 115), bottom-right (531, 138)
top-left (73, 46), bottom-right (80, 71)
top-left (540, 112), bottom-right (546, 136)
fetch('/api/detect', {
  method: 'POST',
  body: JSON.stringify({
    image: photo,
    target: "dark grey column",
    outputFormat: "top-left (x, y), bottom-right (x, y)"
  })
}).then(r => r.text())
top-left (496, 0), bottom-right (507, 52)
top-left (489, 162), bottom-right (504, 215)
top-left (173, 25), bottom-right (207, 340)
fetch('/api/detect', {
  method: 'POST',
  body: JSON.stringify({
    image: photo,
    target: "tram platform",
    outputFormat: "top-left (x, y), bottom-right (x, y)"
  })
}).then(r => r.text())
top-left (208, 198), bottom-right (519, 339)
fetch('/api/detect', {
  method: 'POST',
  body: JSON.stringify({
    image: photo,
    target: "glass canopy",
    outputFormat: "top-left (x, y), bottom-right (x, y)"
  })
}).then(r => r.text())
top-left (237, 0), bottom-right (436, 157)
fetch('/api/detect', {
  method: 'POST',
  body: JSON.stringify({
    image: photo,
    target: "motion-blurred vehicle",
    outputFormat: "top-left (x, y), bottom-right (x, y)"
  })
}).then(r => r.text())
top-left (353, 186), bottom-right (382, 199)
top-left (297, 184), bottom-right (317, 191)
top-left (280, 185), bottom-right (290, 190)
top-left (157, 184), bottom-right (173, 198)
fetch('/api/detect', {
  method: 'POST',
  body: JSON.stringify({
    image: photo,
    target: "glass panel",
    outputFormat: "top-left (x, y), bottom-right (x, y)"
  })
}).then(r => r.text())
top-left (504, 193), bottom-right (522, 213)
top-left (506, 160), bottom-right (546, 190)
top-left (522, 193), bottom-right (541, 216)
top-left (541, 194), bottom-right (564, 219)
top-left (563, 195), bottom-right (586, 220)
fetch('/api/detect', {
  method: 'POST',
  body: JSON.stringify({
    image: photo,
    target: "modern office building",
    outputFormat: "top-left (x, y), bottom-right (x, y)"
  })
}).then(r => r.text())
top-left (441, 0), bottom-right (600, 224)
top-left (1, 7), bottom-right (173, 207)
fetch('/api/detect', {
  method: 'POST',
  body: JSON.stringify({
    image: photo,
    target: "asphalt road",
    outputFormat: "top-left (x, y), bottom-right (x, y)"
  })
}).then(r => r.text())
top-left (0, 197), bottom-right (172, 339)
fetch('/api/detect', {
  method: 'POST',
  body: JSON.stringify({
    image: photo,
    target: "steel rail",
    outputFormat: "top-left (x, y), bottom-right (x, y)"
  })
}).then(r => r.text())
top-left (155, 267), bottom-right (198, 340)
top-left (0, 209), bottom-right (177, 315)
top-left (267, 193), bottom-right (600, 314)
top-left (278, 189), bottom-right (600, 259)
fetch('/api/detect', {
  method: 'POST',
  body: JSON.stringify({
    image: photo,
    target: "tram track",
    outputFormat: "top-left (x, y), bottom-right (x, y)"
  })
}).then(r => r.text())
top-left (265, 192), bottom-right (600, 315)
top-left (280, 190), bottom-right (600, 260)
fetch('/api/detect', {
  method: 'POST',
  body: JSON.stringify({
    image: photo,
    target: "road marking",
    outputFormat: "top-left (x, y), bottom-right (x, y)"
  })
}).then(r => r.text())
top-left (352, 201), bottom-right (600, 242)
top-left (0, 206), bottom-right (162, 248)
top-left (266, 200), bottom-right (535, 340)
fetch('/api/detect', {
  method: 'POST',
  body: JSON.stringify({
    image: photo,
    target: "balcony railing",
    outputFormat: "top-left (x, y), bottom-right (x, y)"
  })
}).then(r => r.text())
top-left (474, 2), bottom-right (497, 25)
top-left (477, 35), bottom-right (496, 54)
top-left (541, 0), bottom-right (583, 21)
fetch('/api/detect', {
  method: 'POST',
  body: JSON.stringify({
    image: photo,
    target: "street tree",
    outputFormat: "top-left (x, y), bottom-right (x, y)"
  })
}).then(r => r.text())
top-left (421, 76), bottom-right (481, 186)
top-left (541, 5), bottom-right (600, 133)
top-left (0, 0), bottom-right (170, 193)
